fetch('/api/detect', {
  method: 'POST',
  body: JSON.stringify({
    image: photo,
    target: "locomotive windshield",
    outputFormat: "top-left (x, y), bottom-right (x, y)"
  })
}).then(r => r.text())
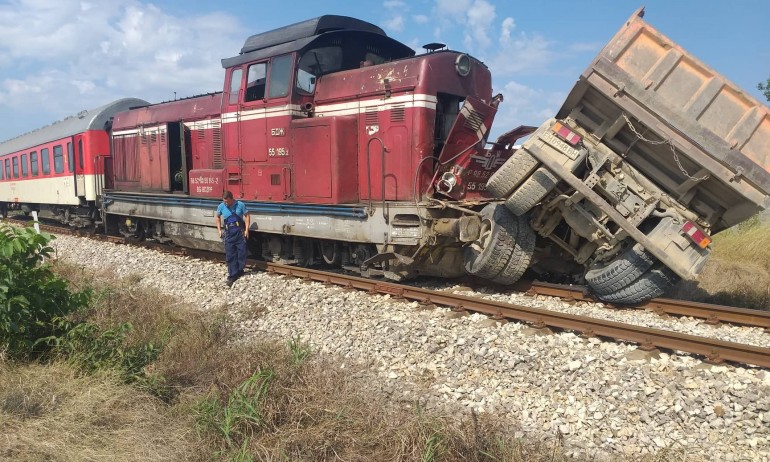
top-left (295, 32), bottom-right (413, 94)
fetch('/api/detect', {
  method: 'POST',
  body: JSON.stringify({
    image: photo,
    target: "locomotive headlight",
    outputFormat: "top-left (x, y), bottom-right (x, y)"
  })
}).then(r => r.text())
top-left (455, 54), bottom-right (471, 77)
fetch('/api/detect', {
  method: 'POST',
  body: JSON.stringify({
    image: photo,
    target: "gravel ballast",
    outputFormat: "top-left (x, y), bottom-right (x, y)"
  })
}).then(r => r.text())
top-left (52, 235), bottom-right (770, 460)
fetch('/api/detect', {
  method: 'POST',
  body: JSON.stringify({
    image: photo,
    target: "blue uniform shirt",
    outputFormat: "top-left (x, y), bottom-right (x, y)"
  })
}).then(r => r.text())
top-left (216, 201), bottom-right (248, 221)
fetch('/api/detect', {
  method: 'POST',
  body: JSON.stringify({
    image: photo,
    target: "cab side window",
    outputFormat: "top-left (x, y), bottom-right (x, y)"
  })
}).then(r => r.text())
top-left (245, 63), bottom-right (267, 102)
top-left (268, 55), bottom-right (292, 99)
top-left (228, 68), bottom-right (242, 105)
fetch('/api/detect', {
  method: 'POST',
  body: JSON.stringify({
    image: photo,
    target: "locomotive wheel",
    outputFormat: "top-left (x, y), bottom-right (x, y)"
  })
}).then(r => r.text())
top-left (585, 243), bottom-right (655, 296)
top-left (594, 263), bottom-right (680, 305)
top-left (464, 204), bottom-right (533, 284)
top-left (485, 150), bottom-right (539, 198)
top-left (504, 167), bottom-right (559, 216)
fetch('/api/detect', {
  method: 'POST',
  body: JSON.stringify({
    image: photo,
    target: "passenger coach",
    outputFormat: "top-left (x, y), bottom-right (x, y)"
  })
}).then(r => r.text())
top-left (0, 98), bottom-right (148, 225)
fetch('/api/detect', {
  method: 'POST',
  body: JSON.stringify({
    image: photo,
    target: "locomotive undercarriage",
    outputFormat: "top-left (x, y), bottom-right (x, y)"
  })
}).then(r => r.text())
top-left (101, 192), bottom-right (510, 282)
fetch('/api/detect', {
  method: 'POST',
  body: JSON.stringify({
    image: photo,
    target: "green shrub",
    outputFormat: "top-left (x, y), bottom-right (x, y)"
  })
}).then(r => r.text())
top-left (49, 321), bottom-right (161, 384)
top-left (0, 225), bottom-right (90, 357)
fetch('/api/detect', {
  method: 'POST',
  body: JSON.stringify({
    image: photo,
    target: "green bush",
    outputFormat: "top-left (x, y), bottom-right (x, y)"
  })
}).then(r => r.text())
top-left (0, 225), bottom-right (90, 358)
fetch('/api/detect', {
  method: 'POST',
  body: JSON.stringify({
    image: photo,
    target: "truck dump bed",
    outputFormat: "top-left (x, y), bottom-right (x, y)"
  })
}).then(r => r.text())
top-left (558, 8), bottom-right (770, 232)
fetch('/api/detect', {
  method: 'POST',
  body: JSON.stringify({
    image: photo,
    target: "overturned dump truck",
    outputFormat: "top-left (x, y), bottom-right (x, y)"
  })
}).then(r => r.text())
top-left (487, 8), bottom-right (770, 304)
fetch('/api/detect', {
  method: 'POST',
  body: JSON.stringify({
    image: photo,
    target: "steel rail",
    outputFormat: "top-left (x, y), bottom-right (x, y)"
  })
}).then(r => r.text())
top-left (7, 217), bottom-right (770, 368)
top-left (254, 261), bottom-right (770, 369)
top-left (512, 280), bottom-right (770, 329)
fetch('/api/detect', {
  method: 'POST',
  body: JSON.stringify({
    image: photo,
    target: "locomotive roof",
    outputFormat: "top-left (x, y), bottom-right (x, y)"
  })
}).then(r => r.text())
top-left (240, 16), bottom-right (386, 55)
top-left (222, 15), bottom-right (413, 68)
top-left (0, 98), bottom-right (150, 156)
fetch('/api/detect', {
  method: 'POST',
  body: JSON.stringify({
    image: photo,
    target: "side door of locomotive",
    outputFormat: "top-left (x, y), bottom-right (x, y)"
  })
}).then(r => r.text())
top-left (263, 54), bottom-right (294, 200)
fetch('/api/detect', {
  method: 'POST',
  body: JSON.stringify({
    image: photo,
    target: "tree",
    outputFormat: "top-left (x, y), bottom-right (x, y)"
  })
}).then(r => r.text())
top-left (760, 76), bottom-right (770, 102)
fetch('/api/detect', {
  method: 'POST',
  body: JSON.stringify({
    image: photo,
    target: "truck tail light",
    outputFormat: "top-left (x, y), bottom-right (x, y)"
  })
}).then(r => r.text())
top-left (682, 221), bottom-right (711, 249)
top-left (551, 122), bottom-right (582, 146)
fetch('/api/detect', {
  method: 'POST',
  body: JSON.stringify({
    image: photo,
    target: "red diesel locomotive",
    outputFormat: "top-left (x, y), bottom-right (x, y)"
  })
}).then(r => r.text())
top-left (100, 15), bottom-right (533, 284)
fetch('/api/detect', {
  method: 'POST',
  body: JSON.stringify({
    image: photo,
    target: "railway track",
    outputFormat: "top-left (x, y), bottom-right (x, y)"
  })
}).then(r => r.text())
top-left (6, 217), bottom-right (770, 368)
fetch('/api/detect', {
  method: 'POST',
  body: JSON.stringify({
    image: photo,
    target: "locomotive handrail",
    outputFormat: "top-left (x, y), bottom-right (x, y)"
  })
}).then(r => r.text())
top-left (366, 137), bottom-right (387, 222)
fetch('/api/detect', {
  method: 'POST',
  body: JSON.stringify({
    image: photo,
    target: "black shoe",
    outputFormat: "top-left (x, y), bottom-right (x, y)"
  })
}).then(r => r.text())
top-left (225, 278), bottom-right (235, 287)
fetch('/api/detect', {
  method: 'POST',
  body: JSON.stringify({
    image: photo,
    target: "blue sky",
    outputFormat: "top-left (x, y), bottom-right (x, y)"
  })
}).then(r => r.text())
top-left (0, 0), bottom-right (767, 142)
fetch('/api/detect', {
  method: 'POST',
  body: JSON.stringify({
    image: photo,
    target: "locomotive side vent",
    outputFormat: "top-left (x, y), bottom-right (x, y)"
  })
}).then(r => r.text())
top-left (391, 104), bottom-right (406, 122)
top-left (365, 108), bottom-right (378, 125)
top-left (463, 108), bottom-right (484, 132)
top-left (270, 174), bottom-right (281, 185)
top-left (212, 125), bottom-right (223, 168)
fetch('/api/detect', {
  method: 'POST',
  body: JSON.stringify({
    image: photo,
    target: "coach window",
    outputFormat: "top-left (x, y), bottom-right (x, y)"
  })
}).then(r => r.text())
top-left (21, 154), bottom-right (28, 177)
top-left (228, 68), bottom-right (242, 105)
top-left (30, 151), bottom-right (38, 176)
top-left (4, 159), bottom-right (9, 179)
top-left (268, 55), bottom-right (292, 99)
top-left (67, 142), bottom-right (74, 173)
top-left (244, 62), bottom-right (267, 102)
top-left (41, 148), bottom-right (50, 175)
top-left (53, 145), bottom-right (64, 174)
top-left (12, 157), bottom-right (18, 178)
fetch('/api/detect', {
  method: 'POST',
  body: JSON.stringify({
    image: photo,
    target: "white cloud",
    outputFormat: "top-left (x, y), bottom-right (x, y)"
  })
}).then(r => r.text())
top-left (413, 14), bottom-right (429, 24)
top-left (487, 32), bottom-right (555, 75)
top-left (500, 17), bottom-right (515, 44)
top-left (383, 0), bottom-right (406, 9)
top-left (0, 0), bottom-right (244, 139)
top-left (384, 15), bottom-right (405, 33)
top-left (492, 80), bottom-right (564, 132)
top-left (433, 0), bottom-right (495, 52)
top-left (464, 0), bottom-right (496, 50)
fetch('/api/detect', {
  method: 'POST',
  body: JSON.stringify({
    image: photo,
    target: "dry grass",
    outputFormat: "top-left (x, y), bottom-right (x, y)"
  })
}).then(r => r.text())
top-left (671, 223), bottom-right (770, 310)
top-left (0, 362), bottom-right (204, 462)
top-left (0, 259), bottom-right (707, 461)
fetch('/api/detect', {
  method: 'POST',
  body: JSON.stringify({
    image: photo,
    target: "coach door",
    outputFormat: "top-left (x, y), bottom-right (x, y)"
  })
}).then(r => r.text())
top-left (72, 135), bottom-right (86, 196)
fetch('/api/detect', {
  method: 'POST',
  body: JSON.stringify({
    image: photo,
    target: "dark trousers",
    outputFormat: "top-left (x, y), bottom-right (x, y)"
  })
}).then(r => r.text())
top-left (224, 226), bottom-right (247, 279)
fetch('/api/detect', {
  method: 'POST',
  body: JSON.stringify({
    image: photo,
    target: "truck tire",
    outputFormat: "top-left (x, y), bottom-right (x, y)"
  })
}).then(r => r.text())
top-left (504, 167), bottom-right (559, 216)
top-left (486, 150), bottom-right (539, 198)
top-left (585, 243), bottom-right (656, 296)
top-left (491, 214), bottom-right (535, 285)
top-left (596, 264), bottom-right (680, 305)
top-left (464, 204), bottom-right (518, 280)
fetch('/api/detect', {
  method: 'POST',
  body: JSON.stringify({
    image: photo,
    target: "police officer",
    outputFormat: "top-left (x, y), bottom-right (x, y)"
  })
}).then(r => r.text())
top-left (215, 190), bottom-right (250, 286)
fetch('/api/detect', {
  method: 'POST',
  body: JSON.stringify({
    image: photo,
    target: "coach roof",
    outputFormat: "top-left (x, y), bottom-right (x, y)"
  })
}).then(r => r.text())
top-left (0, 98), bottom-right (150, 156)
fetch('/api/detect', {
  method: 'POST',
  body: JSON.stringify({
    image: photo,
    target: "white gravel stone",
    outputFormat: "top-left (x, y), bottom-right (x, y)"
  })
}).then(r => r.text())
top-left (50, 234), bottom-right (770, 460)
